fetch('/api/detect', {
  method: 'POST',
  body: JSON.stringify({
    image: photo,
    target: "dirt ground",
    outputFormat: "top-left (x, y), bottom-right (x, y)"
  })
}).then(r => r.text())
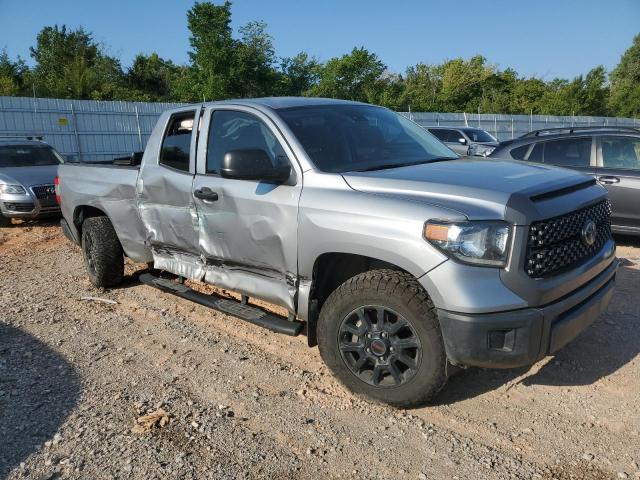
top-left (1, 221), bottom-right (639, 480)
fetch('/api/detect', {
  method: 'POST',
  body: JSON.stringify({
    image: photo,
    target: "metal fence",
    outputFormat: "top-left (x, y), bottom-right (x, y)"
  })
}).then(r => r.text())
top-left (402, 111), bottom-right (640, 141)
top-left (1, 96), bottom-right (639, 161)
top-left (0, 96), bottom-right (183, 162)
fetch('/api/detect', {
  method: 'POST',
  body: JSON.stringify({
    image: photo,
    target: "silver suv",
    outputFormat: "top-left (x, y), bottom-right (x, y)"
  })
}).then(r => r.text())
top-left (0, 137), bottom-right (63, 227)
top-left (427, 126), bottom-right (499, 156)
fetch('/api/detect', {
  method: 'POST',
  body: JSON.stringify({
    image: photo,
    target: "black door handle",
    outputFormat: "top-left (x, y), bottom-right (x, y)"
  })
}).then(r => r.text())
top-left (597, 175), bottom-right (620, 185)
top-left (194, 187), bottom-right (219, 201)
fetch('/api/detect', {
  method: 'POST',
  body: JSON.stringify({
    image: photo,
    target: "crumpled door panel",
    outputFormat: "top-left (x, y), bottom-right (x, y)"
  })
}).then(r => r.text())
top-left (193, 178), bottom-right (300, 312)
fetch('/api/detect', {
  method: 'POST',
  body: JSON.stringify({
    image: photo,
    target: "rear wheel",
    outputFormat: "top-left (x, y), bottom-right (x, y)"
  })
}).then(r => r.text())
top-left (317, 269), bottom-right (447, 408)
top-left (81, 216), bottom-right (124, 288)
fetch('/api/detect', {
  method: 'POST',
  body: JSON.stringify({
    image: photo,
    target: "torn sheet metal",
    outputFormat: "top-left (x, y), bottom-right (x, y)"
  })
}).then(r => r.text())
top-left (151, 246), bottom-right (205, 281)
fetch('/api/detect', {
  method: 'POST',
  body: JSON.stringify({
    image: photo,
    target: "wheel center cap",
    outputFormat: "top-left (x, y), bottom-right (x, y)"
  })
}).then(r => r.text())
top-left (370, 339), bottom-right (387, 356)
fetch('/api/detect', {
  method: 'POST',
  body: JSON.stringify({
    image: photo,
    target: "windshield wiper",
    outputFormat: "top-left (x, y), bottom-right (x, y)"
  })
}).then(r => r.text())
top-left (352, 157), bottom-right (456, 172)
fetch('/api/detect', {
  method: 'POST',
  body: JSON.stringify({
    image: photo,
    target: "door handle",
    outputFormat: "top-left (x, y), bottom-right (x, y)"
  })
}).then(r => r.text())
top-left (597, 175), bottom-right (620, 185)
top-left (194, 187), bottom-right (219, 201)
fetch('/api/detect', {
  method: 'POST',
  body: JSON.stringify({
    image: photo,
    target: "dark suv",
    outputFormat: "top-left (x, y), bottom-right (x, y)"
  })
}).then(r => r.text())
top-left (490, 126), bottom-right (640, 235)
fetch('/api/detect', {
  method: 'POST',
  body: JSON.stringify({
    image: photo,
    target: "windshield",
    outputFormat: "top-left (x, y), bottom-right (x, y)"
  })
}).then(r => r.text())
top-left (461, 129), bottom-right (497, 143)
top-left (0, 145), bottom-right (63, 168)
top-left (278, 105), bottom-right (457, 173)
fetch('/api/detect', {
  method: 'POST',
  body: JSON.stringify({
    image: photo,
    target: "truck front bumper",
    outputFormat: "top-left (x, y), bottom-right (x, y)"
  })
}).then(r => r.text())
top-left (437, 258), bottom-right (618, 368)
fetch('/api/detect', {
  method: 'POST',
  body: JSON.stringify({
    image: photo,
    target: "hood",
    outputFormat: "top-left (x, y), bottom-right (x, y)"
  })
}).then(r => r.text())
top-left (342, 158), bottom-right (596, 221)
top-left (0, 165), bottom-right (60, 187)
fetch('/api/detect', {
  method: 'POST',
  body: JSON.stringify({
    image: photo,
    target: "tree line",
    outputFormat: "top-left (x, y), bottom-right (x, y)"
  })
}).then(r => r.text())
top-left (1, 1), bottom-right (639, 117)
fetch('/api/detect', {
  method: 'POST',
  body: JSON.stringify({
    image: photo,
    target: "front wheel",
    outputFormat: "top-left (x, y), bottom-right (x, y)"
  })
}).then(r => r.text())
top-left (317, 269), bottom-right (447, 408)
top-left (81, 216), bottom-right (124, 288)
top-left (0, 214), bottom-right (11, 227)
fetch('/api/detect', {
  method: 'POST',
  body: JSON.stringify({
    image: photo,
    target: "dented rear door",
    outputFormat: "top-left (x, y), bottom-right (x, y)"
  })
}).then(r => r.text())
top-left (192, 105), bottom-right (302, 312)
top-left (136, 106), bottom-right (203, 279)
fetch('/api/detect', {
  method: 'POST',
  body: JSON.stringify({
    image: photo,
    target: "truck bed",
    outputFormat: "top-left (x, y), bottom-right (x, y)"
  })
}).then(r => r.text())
top-left (58, 162), bottom-right (152, 263)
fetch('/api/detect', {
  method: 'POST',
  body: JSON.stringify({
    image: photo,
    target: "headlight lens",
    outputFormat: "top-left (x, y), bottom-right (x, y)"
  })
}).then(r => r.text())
top-left (0, 184), bottom-right (26, 194)
top-left (471, 145), bottom-right (496, 157)
top-left (424, 221), bottom-right (511, 267)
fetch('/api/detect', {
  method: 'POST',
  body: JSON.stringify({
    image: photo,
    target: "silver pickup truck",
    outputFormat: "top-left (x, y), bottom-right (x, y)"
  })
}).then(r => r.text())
top-left (58, 98), bottom-right (618, 407)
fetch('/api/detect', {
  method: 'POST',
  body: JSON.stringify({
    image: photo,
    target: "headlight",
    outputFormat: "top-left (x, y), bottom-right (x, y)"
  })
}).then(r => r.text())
top-left (471, 145), bottom-right (496, 157)
top-left (424, 221), bottom-right (511, 267)
top-left (0, 184), bottom-right (26, 194)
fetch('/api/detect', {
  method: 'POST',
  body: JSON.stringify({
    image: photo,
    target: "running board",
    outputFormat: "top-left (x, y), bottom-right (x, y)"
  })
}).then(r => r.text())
top-left (139, 273), bottom-right (304, 336)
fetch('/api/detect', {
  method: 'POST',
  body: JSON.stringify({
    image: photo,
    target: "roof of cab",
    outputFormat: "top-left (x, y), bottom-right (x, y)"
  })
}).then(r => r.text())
top-left (201, 96), bottom-right (372, 110)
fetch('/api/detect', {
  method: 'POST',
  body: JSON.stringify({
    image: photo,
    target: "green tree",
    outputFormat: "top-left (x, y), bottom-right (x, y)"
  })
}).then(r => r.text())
top-left (401, 63), bottom-right (441, 111)
top-left (231, 21), bottom-right (278, 97)
top-left (29, 25), bottom-right (124, 99)
top-left (307, 47), bottom-right (386, 102)
top-left (609, 34), bottom-right (640, 117)
top-left (0, 49), bottom-right (28, 96)
top-left (126, 53), bottom-right (182, 101)
top-left (277, 52), bottom-right (320, 96)
top-left (582, 66), bottom-right (609, 116)
top-left (186, 1), bottom-right (235, 101)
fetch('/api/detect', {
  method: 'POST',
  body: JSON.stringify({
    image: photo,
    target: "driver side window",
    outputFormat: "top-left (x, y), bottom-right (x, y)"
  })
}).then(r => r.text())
top-left (206, 110), bottom-right (287, 174)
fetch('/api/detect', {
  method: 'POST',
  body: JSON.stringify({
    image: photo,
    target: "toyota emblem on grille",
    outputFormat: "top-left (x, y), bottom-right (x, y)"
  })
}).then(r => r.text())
top-left (581, 220), bottom-right (597, 246)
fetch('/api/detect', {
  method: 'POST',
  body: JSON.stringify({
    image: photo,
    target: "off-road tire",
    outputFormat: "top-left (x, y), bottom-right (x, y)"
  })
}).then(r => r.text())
top-left (81, 216), bottom-right (124, 288)
top-left (0, 214), bottom-right (11, 227)
top-left (317, 269), bottom-right (447, 408)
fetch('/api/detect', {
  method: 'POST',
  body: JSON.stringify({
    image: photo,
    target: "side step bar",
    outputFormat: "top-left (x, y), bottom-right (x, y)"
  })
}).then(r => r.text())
top-left (139, 273), bottom-right (304, 336)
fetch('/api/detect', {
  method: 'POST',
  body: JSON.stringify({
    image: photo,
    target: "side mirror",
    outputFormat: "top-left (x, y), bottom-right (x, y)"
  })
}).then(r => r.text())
top-left (221, 149), bottom-right (291, 182)
top-left (458, 137), bottom-right (467, 145)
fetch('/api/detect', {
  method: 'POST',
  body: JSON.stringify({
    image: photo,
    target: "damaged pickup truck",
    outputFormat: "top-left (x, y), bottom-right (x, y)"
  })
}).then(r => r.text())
top-left (58, 98), bottom-right (618, 407)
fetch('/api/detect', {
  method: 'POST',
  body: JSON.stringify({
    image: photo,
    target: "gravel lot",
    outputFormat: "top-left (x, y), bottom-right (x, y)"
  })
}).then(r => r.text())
top-left (1, 221), bottom-right (639, 480)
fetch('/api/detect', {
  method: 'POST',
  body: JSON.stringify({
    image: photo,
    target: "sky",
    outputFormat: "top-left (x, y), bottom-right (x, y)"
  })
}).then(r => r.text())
top-left (0, 0), bottom-right (639, 80)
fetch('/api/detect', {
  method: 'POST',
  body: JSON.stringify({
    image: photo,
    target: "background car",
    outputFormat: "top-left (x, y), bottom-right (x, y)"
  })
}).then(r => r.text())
top-left (0, 137), bottom-right (63, 227)
top-left (427, 126), bottom-right (499, 156)
top-left (490, 126), bottom-right (640, 235)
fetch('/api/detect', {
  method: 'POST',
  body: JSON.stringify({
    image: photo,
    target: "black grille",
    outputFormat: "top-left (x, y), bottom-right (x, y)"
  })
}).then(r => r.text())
top-left (3, 202), bottom-right (35, 213)
top-left (526, 200), bottom-right (612, 278)
top-left (31, 184), bottom-right (56, 199)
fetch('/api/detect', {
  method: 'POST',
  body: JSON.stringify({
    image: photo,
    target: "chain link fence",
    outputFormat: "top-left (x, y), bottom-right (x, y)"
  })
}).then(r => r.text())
top-left (1, 96), bottom-right (638, 161)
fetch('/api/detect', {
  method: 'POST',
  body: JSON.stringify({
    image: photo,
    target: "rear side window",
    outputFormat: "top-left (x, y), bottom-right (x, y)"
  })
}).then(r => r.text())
top-left (159, 111), bottom-right (196, 172)
top-left (543, 138), bottom-right (591, 167)
top-left (510, 144), bottom-right (530, 160)
top-left (601, 136), bottom-right (640, 170)
top-left (206, 110), bottom-right (287, 174)
top-left (528, 143), bottom-right (543, 163)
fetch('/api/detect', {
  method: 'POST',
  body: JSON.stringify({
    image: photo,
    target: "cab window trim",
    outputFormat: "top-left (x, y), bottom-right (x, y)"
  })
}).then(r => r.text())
top-left (202, 107), bottom-right (294, 179)
top-left (158, 109), bottom-right (198, 174)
